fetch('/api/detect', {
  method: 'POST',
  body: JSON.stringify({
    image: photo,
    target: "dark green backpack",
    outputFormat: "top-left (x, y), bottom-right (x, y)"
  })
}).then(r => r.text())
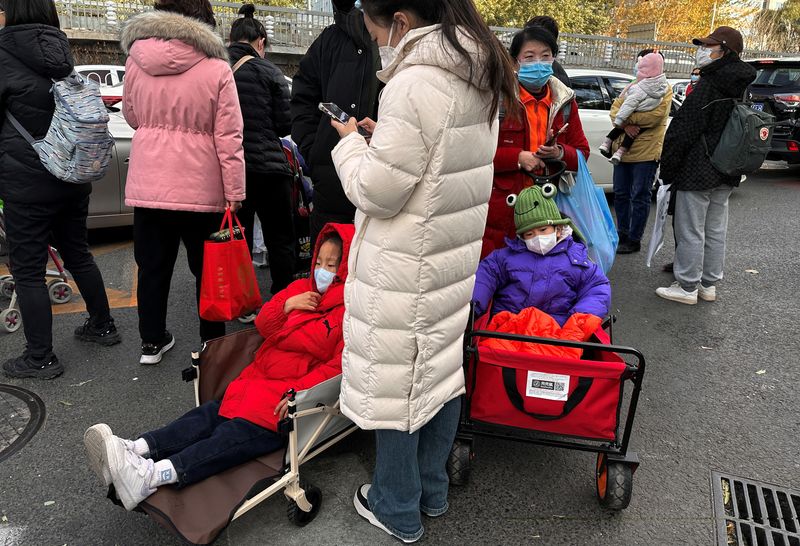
top-left (702, 99), bottom-right (775, 177)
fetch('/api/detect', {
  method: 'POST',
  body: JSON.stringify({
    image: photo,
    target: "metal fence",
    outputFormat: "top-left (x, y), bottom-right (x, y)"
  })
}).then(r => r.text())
top-left (56, 0), bottom-right (792, 74)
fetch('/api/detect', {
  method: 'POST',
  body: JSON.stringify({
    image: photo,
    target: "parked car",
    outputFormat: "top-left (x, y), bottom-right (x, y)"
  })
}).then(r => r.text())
top-left (76, 64), bottom-right (126, 107)
top-left (670, 79), bottom-right (691, 102)
top-left (747, 57), bottom-right (800, 164)
top-left (566, 68), bottom-right (681, 191)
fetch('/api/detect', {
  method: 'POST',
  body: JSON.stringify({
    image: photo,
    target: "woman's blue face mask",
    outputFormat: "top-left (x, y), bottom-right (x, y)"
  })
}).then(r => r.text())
top-left (518, 61), bottom-right (554, 90)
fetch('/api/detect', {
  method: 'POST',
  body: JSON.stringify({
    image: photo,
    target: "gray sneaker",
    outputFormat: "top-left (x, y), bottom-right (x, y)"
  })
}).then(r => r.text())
top-left (698, 285), bottom-right (716, 302)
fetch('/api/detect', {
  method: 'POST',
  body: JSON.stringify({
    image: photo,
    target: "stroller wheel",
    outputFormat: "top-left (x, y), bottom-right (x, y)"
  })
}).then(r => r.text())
top-left (0, 277), bottom-right (14, 299)
top-left (48, 281), bottom-right (73, 304)
top-left (447, 440), bottom-right (473, 486)
top-left (1, 308), bottom-right (22, 333)
top-left (287, 480), bottom-right (322, 527)
top-left (596, 453), bottom-right (633, 510)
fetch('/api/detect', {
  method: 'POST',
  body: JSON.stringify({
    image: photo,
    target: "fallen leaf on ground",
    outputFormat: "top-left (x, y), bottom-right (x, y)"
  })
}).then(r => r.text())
top-left (58, 401), bottom-right (73, 407)
top-left (44, 501), bottom-right (55, 506)
top-left (756, 370), bottom-right (766, 375)
top-left (69, 379), bottom-right (93, 387)
top-left (745, 269), bottom-right (759, 274)
top-left (1, 515), bottom-right (7, 522)
top-left (132, 377), bottom-right (138, 381)
top-left (700, 346), bottom-right (713, 350)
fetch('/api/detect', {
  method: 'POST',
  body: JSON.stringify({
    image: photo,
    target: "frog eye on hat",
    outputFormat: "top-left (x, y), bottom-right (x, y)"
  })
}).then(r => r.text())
top-left (541, 183), bottom-right (557, 199)
top-left (506, 194), bottom-right (518, 207)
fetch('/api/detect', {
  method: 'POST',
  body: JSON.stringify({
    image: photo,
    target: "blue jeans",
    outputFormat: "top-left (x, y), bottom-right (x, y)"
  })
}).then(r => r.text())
top-left (612, 160), bottom-right (658, 242)
top-left (368, 397), bottom-right (461, 541)
top-left (141, 401), bottom-right (286, 487)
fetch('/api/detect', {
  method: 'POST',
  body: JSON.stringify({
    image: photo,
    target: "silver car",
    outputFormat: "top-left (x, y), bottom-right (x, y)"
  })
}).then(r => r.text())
top-left (88, 110), bottom-right (134, 228)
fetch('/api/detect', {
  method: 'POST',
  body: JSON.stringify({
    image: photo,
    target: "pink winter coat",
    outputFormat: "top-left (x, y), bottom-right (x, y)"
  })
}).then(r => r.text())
top-left (121, 11), bottom-right (245, 213)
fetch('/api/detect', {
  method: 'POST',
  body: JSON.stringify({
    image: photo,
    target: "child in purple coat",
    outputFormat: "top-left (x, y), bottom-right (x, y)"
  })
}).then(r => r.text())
top-left (473, 184), bottom-right (611, 325)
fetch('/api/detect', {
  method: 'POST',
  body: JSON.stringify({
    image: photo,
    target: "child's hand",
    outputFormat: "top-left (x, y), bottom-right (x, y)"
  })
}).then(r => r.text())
top-left (284, 291), bottom-right (321, 313)
top-left (274, 397), bottom-right (290, 420)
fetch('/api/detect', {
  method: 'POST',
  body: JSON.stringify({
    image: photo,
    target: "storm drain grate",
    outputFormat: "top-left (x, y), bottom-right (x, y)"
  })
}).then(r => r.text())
top-left (0, 384), bottom-right (46, 463)
top-left (712, 471), bottom-right (800, 546)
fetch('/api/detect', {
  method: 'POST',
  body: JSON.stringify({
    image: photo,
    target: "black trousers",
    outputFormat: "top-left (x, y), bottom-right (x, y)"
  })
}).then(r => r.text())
top-left (4, 196), bottom-right (111, 357)
top-left (141, 400), bottom-right (286, 488)
top-left (607, 126), bottom-right (648, 150)
top-left (133, 207), bottom-right (225, 345)
top-left (237, 171), bottom-right (296, 294)
top-left (309, 208), bottom-right (355, 252)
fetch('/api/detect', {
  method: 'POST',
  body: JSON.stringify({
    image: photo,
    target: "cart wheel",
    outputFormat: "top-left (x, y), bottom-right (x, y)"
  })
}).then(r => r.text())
top-left (48, 281), bottom-right (73, 304)
top-left (1, 308), bottom-right (22, 333)
top-left (596, 453), bottom-right (633, 510)
top-left (0, 277), bottom-right (14, 299)
top-left (447, 440), bottom-right (473, 486)
top-left (287, 481), bottom-right (322, 527)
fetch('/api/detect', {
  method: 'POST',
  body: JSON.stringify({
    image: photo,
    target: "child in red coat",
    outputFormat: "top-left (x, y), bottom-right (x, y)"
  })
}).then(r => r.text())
top-left (83, 223), bottom-right (355, 511)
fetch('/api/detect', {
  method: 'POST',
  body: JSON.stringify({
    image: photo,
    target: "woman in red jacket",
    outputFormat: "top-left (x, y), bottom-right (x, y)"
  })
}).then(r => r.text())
top-left (82, 223), bottom-right (355, 511)
top-left (482, 25), bottom-right (590, 258)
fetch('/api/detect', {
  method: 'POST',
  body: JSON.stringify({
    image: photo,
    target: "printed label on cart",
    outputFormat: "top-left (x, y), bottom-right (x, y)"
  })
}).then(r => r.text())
top-left (526, 371), bottom-right (570, 401)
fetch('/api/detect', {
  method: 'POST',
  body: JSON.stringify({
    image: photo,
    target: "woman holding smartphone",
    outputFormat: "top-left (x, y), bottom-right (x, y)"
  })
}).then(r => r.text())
top-left (329, 0), bottom-right (518, 542)
top-left (482, 24), bottom-right (590, 258)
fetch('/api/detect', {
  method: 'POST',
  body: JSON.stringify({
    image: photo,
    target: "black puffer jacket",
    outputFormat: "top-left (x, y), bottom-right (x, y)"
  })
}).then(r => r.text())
top-left (660, 54), bottom-right (756, 191)
top-left (0, 24), bottom-right (89, 204)
top-left (290, 6), bottom-right (380, 216)
top-left (228, 42), bottom-right (292, 176)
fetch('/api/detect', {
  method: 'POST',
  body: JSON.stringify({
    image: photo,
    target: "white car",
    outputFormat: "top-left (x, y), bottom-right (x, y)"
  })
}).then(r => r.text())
top-left (566, 68), bottom-right (681, 191)
top-left (76, 64), bottom-right (126, 107)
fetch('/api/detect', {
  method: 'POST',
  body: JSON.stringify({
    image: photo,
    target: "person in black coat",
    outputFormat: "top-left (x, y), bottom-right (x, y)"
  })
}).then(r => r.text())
top-left (656, 26), bottom-right (756, 305)
top-left (290, 0), bottom-right (380, 247)
top-left (228, 4), bottom-right (295, 296)
top-left (0, 0), bottom-right (119, 380)
top-left (525, 16), bottom-right (571, 88)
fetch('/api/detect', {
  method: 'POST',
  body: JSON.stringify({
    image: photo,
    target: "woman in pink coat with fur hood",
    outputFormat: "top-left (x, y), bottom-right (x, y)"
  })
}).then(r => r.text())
top-left (121, 0), bottom-right (246, 364)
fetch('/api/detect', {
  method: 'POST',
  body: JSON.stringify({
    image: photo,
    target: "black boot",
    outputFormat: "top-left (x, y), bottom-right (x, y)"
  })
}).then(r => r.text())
top-left (74, 317), bottom-right (121, 346)
top-left (3, 353), bottom-right (63, 380)
top-left (616, 239), bottom-right (641, 254)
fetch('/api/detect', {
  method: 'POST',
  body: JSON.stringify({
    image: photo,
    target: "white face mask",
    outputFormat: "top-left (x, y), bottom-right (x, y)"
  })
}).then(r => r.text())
top-left (524, 231), bottom-right (558, 255)
top-left (695, 46), bottom-right (717, 68)
top-left (379, 22), bottom-right (396, 69)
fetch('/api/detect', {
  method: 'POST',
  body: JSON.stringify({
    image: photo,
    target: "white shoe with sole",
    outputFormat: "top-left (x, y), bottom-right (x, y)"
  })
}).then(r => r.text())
top-left (698, 285), bottom-right (716, 302)
top-left (104, 435), bottom-right (156, 510)
top-left (656, 282), bottom-right (698, 305)
top-left (353, 484), bottom-right (421, 544)
top-left (84, 424), bottom-right (113, 487)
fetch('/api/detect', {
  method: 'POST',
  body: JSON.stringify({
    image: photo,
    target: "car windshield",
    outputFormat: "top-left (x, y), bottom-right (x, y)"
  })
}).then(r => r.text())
top-left (752, 65), bottom-right (800, 88)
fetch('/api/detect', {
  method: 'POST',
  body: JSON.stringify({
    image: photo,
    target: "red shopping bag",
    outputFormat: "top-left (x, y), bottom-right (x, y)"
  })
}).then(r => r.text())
top-left (199, 209), bottom-right (262, 322)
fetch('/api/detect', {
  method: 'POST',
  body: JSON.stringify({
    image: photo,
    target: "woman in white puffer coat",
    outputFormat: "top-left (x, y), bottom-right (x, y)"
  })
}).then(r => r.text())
top-left (330, 0), bottom-right (518, 541)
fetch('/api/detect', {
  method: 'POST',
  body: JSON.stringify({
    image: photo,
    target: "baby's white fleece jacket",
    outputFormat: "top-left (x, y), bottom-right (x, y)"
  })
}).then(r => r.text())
top-left (614, 73), bottom-right (669, 127)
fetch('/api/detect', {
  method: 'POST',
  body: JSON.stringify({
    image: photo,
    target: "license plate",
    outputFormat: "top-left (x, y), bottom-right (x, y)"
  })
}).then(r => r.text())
top-left (752, 103), bottom-right (764, 111)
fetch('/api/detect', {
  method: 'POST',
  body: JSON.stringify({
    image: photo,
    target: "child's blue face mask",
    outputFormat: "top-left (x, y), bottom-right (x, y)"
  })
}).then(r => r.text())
top-left (315, 267), bottom-right (336, 294)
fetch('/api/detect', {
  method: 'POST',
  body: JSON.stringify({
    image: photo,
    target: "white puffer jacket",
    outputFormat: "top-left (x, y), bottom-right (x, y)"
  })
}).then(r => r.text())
top-left (614, 73), bottom-right (669, 126)
top-left (332, 25), bottom-right (499, 433)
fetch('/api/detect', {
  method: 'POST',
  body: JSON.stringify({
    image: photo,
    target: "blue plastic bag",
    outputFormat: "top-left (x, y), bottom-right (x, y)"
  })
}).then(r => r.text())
top-left (554, 154), bottom-right (619, 273)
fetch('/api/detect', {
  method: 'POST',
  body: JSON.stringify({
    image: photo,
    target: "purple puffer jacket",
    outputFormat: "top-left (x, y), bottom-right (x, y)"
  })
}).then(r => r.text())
top-left (472, 236), bottom-right (611, 326)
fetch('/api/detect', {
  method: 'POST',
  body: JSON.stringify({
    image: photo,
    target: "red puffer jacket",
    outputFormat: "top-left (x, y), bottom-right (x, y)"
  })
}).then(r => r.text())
top-left (218, 223), bottom-right (355, 430)
top-left (482, 78), bottom-right (590, 258)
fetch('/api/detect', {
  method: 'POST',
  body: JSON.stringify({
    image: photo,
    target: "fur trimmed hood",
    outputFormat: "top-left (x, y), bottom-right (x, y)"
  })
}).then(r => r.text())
top-left (121, 11), bottom-right (228, 62)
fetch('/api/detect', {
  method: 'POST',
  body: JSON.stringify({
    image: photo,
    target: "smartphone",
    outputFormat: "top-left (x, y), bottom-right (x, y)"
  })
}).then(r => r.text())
top-left (319, 102), bottom-right (372, 137)
top-left (319, 102), bottom-right (351, 124)
top-left (543, 123), bottom-right (569, 147)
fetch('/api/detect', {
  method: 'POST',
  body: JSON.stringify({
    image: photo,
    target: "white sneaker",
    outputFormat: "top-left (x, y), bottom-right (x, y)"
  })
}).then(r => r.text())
top-left (656, 282), bottom-right (698, 305)
top-left (237, 312), bottom-right (257, 324)
top-left (353, 484), bottom-right (422, 543)
top-left (84, 424), bottom-right (114, 487)
top-left (698, 285), bottom-right (716, 302)
top-left (104, 435), bottom-right (156, 511)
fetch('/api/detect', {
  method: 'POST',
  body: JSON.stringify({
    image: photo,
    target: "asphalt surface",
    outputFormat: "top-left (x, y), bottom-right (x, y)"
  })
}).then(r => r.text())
top-left (1, 165), bottom-right (798, 546)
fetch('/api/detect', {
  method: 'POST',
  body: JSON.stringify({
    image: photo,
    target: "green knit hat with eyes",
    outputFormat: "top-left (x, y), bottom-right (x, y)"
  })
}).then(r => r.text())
top-left (512, 184), bottom-right (571, 234)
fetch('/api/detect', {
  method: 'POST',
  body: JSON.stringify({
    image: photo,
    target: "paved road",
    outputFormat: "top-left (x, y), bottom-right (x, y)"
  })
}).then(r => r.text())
top-left (1, 165), bottom-right (798, 546)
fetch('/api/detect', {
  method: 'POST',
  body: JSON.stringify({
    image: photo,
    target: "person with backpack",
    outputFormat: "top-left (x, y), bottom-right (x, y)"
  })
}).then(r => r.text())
top-left (121, 0), bottom-right (246, 363)
top-left (482, 25), bottom-right (589, 258)
top-left (228, 4), bottom-right (295, 298)
top-left (656, 26), bottom-right (756, 305)
top-left (0, 0), bottom-right (120, 380)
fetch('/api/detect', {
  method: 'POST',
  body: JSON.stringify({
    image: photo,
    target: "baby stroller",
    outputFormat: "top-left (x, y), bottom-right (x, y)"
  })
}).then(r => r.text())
top-left (106, 328), bottom-right (357, 545)
top-left (447, 305), bottom-right (646, 510)
top-left (0, 207), bottom-right (73, 333)
top-left (282, 138), bottom-right (314, 279)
